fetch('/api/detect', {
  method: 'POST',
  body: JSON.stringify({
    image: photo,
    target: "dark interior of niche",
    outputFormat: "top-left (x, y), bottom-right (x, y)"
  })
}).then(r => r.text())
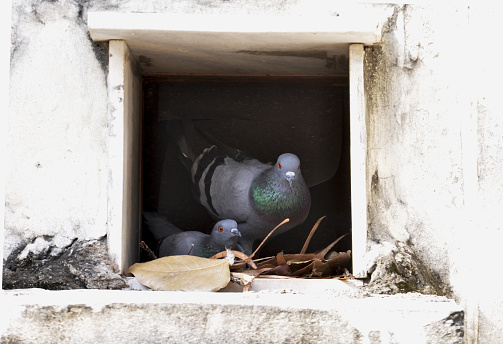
top-left (141, 74), bottom-right (352, 263)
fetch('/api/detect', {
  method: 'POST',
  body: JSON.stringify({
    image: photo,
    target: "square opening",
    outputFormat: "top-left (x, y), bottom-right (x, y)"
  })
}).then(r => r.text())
top-left (140, 74), bottom-right (352, 262)
top-left (89, 13), bottom-right (372, 278)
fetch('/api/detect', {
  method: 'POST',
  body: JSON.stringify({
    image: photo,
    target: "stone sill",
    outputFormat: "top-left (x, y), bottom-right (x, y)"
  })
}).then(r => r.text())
top-left (220, 276), bottom-right (364, 293)
top-left (1, 288), bottom-right (463, 343)
top-left (124, 275), bottom-right (365, 293)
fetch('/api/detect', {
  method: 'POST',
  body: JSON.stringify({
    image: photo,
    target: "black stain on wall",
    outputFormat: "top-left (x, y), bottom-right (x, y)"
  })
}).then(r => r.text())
top-left (139, 55), bottom-right (153, 67)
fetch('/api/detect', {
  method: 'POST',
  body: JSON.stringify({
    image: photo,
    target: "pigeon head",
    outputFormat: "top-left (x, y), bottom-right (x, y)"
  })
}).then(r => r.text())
top-left (210, 219), bottom-right (241, 245)
top-left (275, 153), bottom-right (302, 187)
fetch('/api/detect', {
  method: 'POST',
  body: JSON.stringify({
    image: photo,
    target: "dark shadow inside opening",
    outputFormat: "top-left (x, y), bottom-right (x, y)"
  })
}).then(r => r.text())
top-left (141, 75), bottom-right (351, 262)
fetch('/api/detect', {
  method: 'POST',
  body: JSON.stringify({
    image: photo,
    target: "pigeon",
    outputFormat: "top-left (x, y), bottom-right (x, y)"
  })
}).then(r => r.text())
top-left (143, 211), bottom-right (242, 258)
top-left (158, 219), bottom-right (243, 258)
top-left (169, 119), bottom-right (312, 255)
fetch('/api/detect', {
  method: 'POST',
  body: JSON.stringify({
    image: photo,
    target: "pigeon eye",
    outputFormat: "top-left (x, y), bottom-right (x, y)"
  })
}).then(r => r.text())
top-left (218, 226), bottom-right (223, 232)
top-left (298, 163), bottom-right (300, 169)
top-left (278, 162), bottom-right (282, 169)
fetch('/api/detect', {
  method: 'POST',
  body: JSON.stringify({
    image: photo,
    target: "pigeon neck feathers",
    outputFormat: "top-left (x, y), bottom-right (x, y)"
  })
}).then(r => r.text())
top-left (193, 219), bottom-right (241, 256)
top-left (250, 153), bottom-right (310, 220)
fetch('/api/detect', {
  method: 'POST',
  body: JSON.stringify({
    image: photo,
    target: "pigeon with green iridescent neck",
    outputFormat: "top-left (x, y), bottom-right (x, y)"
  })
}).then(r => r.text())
top-left (169, 119), bottom-right (311, 255)
top-left (157, 219), bottom-right (242, 258)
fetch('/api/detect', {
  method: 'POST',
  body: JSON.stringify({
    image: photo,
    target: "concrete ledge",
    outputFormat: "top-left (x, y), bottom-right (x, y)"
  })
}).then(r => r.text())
top-left (87, 9), bottom-right (393, 74)
top-left (88, 12), bottom-right (384, 41)
top-left (1, 289), bottom-right (463, 343)
top-left (220, 276), bottom-right (364, 293)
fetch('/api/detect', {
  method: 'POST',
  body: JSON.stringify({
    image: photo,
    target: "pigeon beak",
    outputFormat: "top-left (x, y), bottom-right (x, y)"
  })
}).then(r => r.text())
top-left (286, 171), bottom-right (296, 188)
top-left (231, 228), bottom-right (241, 237)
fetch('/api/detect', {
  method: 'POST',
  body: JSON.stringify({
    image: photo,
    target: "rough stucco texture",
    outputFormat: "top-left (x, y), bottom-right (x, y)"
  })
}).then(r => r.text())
top-left (365, 5), bottom-right (468, 280)
top-left (464, 6), bottom-right (503, 342)
top-left (3, 236), bottom-right (126, 290)
top-left (6, 0), bottom-right (109, 259)
top-left (364, 4), bottom-right (503, 343)
top-left (0, 290), bottom-right (463, 344)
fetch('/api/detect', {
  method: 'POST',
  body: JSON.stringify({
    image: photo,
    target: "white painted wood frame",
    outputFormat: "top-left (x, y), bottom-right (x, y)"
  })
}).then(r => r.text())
top-left (107, 40), bottom-right (142, 273)
top-left (349, 44), bottom-right (368, 278)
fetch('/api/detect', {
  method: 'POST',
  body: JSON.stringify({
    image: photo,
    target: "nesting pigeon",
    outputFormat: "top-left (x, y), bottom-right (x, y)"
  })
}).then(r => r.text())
top-left (169, 119), bottom-right (312, 255)
top-left (143, 212), bottom-right (242, 258)
top-left (159, 219), bottom-right (242, 258)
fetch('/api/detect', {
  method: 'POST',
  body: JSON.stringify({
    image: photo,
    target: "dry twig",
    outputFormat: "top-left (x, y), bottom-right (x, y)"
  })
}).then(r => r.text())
top-left (300, 216), bottom-right (326, 254)
top-left (140, 241), bottom-right (158, 260)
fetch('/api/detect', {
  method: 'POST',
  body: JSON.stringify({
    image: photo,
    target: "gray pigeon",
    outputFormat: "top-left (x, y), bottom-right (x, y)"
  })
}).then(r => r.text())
top-left (143, 212), bottom-right (242, 258)
top-left (158, 219), bottom-right (242, 258)
top-left (170, 119), bottom-right (312, 255)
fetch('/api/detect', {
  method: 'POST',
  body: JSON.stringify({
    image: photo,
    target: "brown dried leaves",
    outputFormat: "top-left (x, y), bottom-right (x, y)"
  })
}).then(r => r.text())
top-left (225, 216), bottom-right (351, 286)
top-left (131, 216), bottom-right (350, 292)
top-left (236, 232), bottom-right (351, 279)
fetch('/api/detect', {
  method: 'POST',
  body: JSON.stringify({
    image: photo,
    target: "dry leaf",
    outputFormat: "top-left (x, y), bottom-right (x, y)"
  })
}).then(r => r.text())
top-left (316, 251), bottom-right (351, 276)
top-left (276, 251), bottom-right (287, 265)
top-left (230, 272), bottom-right (256, 291)
top-left (250, 232), bottom-right (351, 278)
top-left (127, 255), bottom-right (230, 292)
top-left (210, 250), bottom-right (258, 269)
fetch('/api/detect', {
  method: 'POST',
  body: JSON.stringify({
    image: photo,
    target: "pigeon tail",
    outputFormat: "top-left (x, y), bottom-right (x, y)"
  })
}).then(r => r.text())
top-left (169, 118), bottom-right (252, 167)
top-left (142, 211), bottom-right (183, 242)
top-left (168, 118), bottom-right (204, 171)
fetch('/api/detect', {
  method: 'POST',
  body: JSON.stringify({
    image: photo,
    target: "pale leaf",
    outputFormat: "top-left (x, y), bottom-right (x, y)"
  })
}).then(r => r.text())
top-left (127, 255), bottom-right (230, 292)
top-left (230, 272), bottom-right (256, 287)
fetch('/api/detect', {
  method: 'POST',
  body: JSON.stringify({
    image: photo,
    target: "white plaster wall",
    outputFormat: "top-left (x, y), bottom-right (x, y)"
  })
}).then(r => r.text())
top-left (5, 0), bottom-right (109, 258)
top-left (365, 4), bottom-right (503, 342)
top-left (465, 6), bottom-right (503, 341)
top-left (1, 0), bottom-right (13, 288)
top-left (366, 4), bottom-right (469, 280)
top-left (4, 1), bottom-right (503, 342)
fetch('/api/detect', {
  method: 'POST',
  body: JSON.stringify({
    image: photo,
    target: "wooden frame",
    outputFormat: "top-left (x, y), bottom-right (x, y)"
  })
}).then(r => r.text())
top-left (349, 44), bottom-right (367, 278)
top-left (107, 41), bottom-right (142, 273)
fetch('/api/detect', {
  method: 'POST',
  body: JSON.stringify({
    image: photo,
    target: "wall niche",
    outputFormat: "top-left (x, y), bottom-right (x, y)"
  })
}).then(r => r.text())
top-left (141, 74), bottom-right (352, 261)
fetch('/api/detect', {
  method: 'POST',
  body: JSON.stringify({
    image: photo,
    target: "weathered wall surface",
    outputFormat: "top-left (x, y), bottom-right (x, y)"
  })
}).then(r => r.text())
top-left (365, 5), bottom-right (469, 294)
top-left (4, 0), bottom-right (125, 289)
top-left (6, 0), bottom-right (110, 253)
top-left (364, 4), bottom-right (503, 343)
top-left (0, 290), bottom-right (464, 344)
top-left (3, 0), bottom-right (503, 342)
top-left (457, 6), bottom-right (503, 341)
